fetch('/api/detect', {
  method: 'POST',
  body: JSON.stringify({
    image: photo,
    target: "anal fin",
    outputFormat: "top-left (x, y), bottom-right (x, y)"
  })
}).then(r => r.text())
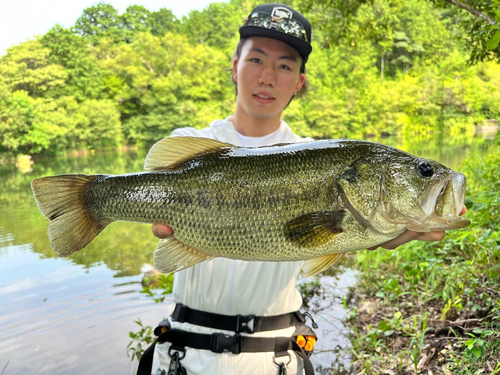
top-left (154, 237), bottom-right (213, 274)
top-left (302, 254), bottom-right (344, 277)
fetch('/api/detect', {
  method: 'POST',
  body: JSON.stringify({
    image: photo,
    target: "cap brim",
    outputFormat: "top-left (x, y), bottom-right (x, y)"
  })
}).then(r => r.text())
top-left (239, 26), bottom-right (312, 62)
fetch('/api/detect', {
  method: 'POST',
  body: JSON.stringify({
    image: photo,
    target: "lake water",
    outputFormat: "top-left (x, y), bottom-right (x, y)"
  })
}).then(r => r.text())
top-left (0, 133), bottom-right (498, 374)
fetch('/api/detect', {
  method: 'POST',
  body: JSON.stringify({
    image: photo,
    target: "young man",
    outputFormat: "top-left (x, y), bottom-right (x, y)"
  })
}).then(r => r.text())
top-left (145, 3), bottom-right (460, 374)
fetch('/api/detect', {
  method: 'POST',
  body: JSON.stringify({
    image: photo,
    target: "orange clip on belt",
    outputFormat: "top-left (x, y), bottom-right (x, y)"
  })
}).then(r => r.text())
top-left (296, 335), bottom-right (316, 351)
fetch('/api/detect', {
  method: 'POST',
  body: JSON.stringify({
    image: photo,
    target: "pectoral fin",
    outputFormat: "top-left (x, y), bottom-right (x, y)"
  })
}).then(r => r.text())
top-left (284, 211), bottom-right (345, 248)
top-left (154, 237), bottom-right (213, 273)
top-left (303, 254), bottom-right (344, 277)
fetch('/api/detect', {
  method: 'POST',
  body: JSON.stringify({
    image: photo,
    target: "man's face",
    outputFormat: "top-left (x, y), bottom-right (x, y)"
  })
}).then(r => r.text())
top-left (233, 37), bottom-right (305, 121)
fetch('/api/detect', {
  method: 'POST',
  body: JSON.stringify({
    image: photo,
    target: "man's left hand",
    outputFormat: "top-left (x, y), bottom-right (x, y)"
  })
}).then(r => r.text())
top-left (369, 205), bottom-right (467, 250)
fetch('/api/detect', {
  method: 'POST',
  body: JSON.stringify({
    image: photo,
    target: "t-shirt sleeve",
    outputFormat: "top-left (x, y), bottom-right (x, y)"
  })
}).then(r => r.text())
top-left (170, 127), bottom-right (203, 137)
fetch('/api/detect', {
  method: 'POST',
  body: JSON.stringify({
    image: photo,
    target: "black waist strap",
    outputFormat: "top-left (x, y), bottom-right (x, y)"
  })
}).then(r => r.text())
top-left (137, 329), bottom-right (314, 375)
top-left (171, 303), bottom-right (306, 333)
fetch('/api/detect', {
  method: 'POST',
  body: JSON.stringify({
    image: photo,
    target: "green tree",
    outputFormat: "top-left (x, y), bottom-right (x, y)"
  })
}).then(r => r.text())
top-left (72, 99), bottom-right (123, 149)
top-left (0, 90), bottom-right (33, 153)
top-left (73, 3), bottom-right (120, 44)
top-left (303, 0), bottom-right (500, 63)
top-left (73, 4), bottom-right (180, 45)
top-left (0, 40), bottom-right (67, 98)
top-left (431, 0), bottom-right (500, 62)
top-left (149, 8), bottom-right (181, 36)
top-left (40, 25), bottom-right (106, 101)
top-left (0, 92), bottom-right (76, 154)
top-left (181, 2), bottom-right (242, 51)
top-left (381, 0), bottom-right (451, 76)
top-left (97, 32), bottom-right (233, 144)
top-left (119, 5), bottom-right (152, 43)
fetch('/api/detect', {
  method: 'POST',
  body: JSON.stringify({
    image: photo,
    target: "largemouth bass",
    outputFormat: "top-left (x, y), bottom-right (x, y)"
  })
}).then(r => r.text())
top-left (31, 137), bottom-right (470, 276)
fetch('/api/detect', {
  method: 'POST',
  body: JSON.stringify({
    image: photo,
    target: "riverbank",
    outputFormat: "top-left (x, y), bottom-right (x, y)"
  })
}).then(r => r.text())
top-left (343, 148), bottom-right (500, 374)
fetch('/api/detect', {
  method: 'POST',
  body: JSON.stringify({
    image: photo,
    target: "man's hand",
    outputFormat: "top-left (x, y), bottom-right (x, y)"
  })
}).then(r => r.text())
top-left (152, 223), bottom-right (174, 239)
top-left (369, 205), bottom-right (468, 250)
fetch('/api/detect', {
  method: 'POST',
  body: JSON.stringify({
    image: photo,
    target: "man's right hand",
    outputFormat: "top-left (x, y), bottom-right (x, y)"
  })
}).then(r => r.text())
top-left (152, 223), bottom-right (174, 239)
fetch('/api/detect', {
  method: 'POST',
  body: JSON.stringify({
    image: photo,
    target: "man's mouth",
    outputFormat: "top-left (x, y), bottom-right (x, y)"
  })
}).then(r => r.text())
top-left (253, 93), bottom-right (275, 103)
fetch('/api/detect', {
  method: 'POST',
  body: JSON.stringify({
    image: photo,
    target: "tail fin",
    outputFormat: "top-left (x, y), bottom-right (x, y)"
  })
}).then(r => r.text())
top-left (31, 174), bottom-right (109, 257)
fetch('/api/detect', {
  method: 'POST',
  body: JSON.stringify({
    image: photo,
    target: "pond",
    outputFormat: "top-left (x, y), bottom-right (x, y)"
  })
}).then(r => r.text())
top-left (0, 133), bottom-right (498, 374)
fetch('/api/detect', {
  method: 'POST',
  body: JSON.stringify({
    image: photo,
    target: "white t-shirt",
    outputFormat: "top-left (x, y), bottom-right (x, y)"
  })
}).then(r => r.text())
top-left (156, 117), bottom-right (313, 375)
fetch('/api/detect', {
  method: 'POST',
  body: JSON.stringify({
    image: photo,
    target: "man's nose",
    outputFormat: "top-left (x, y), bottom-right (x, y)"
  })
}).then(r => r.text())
top-left (258, 65), bottom-right (276, 87)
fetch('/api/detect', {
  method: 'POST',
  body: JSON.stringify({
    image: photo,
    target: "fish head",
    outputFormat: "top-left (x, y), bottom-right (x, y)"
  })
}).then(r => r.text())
top-left (337, 149), bottom-right (470, 234)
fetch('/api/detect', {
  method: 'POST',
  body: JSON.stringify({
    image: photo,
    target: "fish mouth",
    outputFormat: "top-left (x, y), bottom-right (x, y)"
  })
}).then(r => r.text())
top-left (414, 172), bottom-right (470, 231)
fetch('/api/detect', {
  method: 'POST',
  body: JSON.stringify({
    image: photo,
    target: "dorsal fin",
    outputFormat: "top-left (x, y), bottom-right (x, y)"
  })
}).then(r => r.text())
top-left (144, 136), bottom-right (235, 171)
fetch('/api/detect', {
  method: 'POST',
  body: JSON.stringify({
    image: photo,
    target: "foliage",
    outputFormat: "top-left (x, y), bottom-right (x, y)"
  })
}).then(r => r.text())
top-left (40, 25), bottom-right (106, 101)
top-left (431, 0), bottom-right (500, 62)
top-left (127, 271), bottom-right (174, 361)
top-left (141, 272), bottom-right (174, 303)
top-left (127, 319), bottom-right (155, 362)
top-left (180, 2), bottom-right (242, 51)
top-left (0, 40), bottom-right (67, 98)
top-left (0, 89), bottom-right (121, 154)
top-left (73, 3), bottom-right (181, 45)
top-left (95, 32), bottom-right (233, 145)
top-left (73, 3), bottom-right (121, 43)
top-left (127, 273), bottom-right (174, 361)
top-left (304, 0), bottom-right (500, 64)
top-left (1, 0), bottom-right (500, 158)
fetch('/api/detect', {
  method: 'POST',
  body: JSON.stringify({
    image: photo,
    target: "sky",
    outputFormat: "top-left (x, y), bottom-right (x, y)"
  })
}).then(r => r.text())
top-left (0, 0), bottom-right (227, 56)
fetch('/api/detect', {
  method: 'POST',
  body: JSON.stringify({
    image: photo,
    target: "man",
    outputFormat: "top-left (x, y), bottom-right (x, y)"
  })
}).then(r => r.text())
top-left (143, 4), bottom-right (460, 374)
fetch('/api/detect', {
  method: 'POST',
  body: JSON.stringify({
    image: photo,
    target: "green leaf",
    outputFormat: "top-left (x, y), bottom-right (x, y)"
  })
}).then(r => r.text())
top-left (471, 346), bottom-right (482, 359)
top-left (486, 30), bottom-right (500, 50)
top-left (465, 339), bottom-right (476, 349)
top-left (378, 320), bottom-right (390, 331)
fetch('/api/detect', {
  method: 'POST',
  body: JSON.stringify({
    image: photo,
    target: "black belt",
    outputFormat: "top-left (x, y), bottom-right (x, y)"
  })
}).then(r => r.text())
top-left (170, 303), bottom-right (306, 333)
top-left (137, 329), bottom-right (315, 375)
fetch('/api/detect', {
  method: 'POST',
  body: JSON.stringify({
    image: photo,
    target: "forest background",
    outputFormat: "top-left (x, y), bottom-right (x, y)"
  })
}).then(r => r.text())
top-left (0, 0), bottom-right (499, 158)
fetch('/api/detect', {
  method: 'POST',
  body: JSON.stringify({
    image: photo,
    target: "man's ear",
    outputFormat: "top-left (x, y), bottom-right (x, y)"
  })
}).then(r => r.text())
top-left (295, 72), bottom-right (306, 93)
top-left (232, 58), bottom-right (238, 82)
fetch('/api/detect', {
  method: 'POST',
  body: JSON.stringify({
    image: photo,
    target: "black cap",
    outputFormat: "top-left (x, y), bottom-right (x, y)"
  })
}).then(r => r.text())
top-left (239, 3), bottom-right (312, 62)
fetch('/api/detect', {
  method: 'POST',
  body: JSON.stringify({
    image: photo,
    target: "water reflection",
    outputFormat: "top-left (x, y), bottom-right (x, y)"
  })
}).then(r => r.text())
top-left (0, 134), bottom-right (497, 374)
top-left (303, 266), bottom-right (358, 374)
top-left (0, 148), bottom-right (158, 275)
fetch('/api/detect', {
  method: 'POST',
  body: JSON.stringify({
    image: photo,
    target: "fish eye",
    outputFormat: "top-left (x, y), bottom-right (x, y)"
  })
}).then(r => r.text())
top-left (418, 161), bottom-right (434, 177)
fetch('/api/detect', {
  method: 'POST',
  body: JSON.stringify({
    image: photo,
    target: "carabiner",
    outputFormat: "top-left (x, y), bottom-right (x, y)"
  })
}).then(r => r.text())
top-left (167, 347), bottom-right (187, 375)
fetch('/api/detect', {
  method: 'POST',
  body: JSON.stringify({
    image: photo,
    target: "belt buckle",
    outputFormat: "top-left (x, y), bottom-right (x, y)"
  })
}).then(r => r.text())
top-left (211, 333), bottom-right (241, 354)
top-left (171, 304), bottom-right (188, 322)
top-left (236, 314), bottom-right (255, 333)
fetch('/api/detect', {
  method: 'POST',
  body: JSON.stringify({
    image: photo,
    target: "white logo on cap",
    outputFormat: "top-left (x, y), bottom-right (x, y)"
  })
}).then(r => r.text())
top-left (272, 7), bottom-right (293, 19)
